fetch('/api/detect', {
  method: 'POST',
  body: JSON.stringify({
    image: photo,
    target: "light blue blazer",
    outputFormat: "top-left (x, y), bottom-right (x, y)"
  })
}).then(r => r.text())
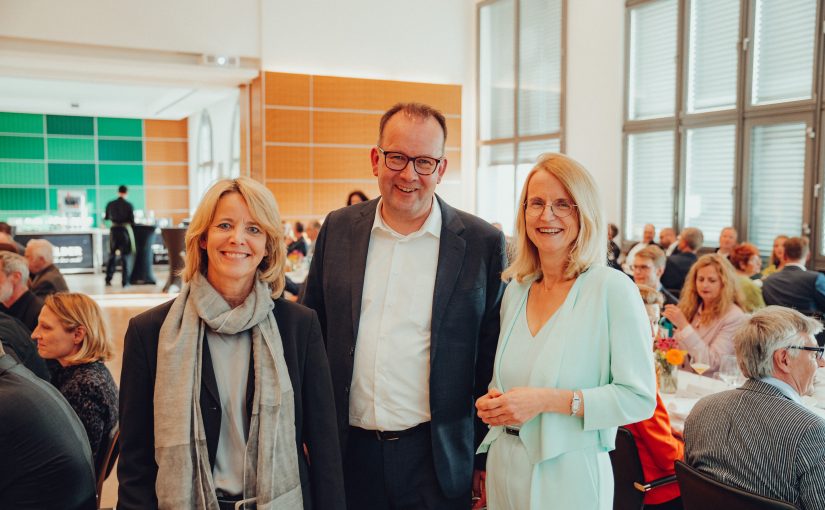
top-left (479, 265), bottom-right (657, 465)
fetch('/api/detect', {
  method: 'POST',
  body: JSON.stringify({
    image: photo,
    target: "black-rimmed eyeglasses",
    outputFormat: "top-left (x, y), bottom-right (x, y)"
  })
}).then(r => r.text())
top-left (377, 147), bottom-right (443, 176)
top-left (788, 345), bottom-right (825, 360)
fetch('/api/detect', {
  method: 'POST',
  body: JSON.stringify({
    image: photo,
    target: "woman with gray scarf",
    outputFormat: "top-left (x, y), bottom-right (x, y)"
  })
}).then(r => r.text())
top-left (118, 177), bottom-right (344, 510)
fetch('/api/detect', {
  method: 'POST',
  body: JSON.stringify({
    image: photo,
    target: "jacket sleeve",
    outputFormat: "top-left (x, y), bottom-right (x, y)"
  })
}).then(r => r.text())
top-left (797, 419), bottom-right (825, 510)
top-left (117, 317), bottom-right (159, 510)
top-left (302, 311), bottom-right (346, 510)
top-left (675, 309), bottom-right (744, 374)
top-left (625, 393), bottom-right (684, 472)
top-left (300, 219), bottom-right (329, 340)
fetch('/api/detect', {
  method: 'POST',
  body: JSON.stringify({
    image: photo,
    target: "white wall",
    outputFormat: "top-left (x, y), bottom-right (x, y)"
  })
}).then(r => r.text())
top-left (0, 0), bottom-right (261, 58)
top-left (564, 0), bottom-right (625, 228)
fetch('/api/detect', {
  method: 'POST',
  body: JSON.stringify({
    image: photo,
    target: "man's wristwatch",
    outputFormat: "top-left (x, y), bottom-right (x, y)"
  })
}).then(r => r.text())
top-left (570, 390), bottom-right (581, 416)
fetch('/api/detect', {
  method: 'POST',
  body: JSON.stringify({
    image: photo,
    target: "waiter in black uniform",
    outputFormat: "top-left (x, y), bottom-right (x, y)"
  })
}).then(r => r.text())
top-left (104, 185), bottom-right (135, 287)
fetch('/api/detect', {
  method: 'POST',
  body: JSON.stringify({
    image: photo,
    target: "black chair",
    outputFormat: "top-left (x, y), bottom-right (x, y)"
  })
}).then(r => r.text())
top-left (675, 460), bottom-right (796, 510)
top-left (161, 227), bottom-right (186, 292)
top-left (95, 423), bottom-right (120, 509)
top-left (610, 427), bottom-right (677, 510)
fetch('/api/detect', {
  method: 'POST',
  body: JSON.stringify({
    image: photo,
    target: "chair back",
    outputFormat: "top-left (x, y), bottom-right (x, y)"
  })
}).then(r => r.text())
top-left (95, 423), bottom-right (120, 508)
top-left (609, 427), bottom-right (646, 510)
top-left (675, 460), bottom-right (796, 510)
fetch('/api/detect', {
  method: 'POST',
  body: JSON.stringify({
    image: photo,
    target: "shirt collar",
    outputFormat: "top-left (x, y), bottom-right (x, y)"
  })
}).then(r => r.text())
top-left (372, 197), bottom-right (442, 240)
top-left (786, 262), bottom-right (807, 271)
top-left (760, 376), bottom-right (803, 404)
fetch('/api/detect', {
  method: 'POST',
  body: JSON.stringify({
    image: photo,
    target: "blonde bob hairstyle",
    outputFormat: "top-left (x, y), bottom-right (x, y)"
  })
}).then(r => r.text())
top-left (44, 293), bottom-right (114, 365)
top-left (183, 177), bottom-right (286, 298)
top-left (678, 253), bottom-right (745, 327)
top-left (502, 153), bottom-right (606, 282)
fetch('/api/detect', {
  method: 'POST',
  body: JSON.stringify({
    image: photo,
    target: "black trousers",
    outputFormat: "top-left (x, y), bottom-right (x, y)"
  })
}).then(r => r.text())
top-left (344, 424), bottom-right (470, 510)
top-left (105, 226), bottom-right (132, 285)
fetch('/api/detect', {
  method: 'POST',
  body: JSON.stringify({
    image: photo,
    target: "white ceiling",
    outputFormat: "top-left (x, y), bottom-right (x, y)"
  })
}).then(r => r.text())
top-left (0, 75), bottom-right (237, 120)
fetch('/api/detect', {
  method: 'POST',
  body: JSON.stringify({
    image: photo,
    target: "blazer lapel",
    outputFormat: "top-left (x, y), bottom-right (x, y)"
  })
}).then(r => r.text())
top-left (349, 201), bottom-right (378, 341)
top-left (431, 197), bottom-right (466, 352)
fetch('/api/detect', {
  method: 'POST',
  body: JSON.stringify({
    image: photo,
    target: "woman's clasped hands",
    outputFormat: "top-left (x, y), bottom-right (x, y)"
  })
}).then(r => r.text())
top-left (476, 387), bottom-right (553, 426)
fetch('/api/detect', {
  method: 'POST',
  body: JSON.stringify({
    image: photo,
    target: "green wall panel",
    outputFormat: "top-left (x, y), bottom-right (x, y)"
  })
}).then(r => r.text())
top-left (46, 115), bottom-right (94, 136)
top-left (0, 162), bottom-right (46, 185)
top-left (47, 137), bottom-right (95, 161)
top-left (98, 118), bottom-right (142, 138)
top-left (0, 188), bottom-right (46, 210)
top-left (98, 140), bottom-right (143, 162)
top-left (0, 135), bottom-right (44, 159)
top-left (99, 164), bottom-right (143, 185)
top-left (48, 163), bottom-right (96, 186)
top-left (0, 113), bottom-right (43, 134)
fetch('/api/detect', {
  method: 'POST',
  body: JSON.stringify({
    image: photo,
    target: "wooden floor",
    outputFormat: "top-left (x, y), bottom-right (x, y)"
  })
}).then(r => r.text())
top-left (65, 268), bottom-right (177, 509)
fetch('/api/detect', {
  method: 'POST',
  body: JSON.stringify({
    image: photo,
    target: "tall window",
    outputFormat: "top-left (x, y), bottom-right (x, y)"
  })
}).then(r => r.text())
top-left (477, 0), bottom-right (565, 235)
top-left (196, 111), bottom-right (216, 199)
top-left (229, 101), bottom-right (241, 178)
top-left (624, 0), bottom-right (824, 266)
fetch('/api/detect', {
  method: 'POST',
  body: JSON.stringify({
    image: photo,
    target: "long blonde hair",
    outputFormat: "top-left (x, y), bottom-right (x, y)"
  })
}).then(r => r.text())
top-left (502, 153), bottom-right (605, 282)
top-left (44, 293), bottom-right (114, 365)
top-left (678, 254), bottom-right (744, 326)
top-left (183, 177), bottom-right (286, 297)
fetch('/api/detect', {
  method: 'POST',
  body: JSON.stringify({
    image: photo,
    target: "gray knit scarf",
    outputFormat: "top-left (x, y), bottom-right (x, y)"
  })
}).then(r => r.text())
top-left (154, 272), bottom-right (303, 509)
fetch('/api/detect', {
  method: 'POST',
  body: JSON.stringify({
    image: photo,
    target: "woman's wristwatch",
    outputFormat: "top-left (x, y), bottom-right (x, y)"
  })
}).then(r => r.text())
top-left (570, 390), bottom-right (581, 416)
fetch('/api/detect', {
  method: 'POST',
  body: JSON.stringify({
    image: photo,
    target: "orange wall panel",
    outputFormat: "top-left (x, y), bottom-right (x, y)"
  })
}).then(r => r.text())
top-left (313, 147), bottom-right (373, 180)
top-left (145, 188), bottom-right (188, 211)
top-left (145, 140), bottom-right (188, 163)
top-left (266, 182), bottom-right (311, 217)
top-left (313, 111), bottom-right (381, 145)
top-left (313, 76), bottom-right (461, 115)
top-left (145, 119), bottom-right (187, 139)
top-left (144, 164), bottom-right (188, 186)
top-left (312, 182), bottom-right (380, 217)
top-left (265, 146), bottom-right (311, 180)
top-left (443, 150), bottom-right (461, 180)
top-left (265, 72), bottom-right (311, 107)
top-left (265, 109), bottom-right (310, 143)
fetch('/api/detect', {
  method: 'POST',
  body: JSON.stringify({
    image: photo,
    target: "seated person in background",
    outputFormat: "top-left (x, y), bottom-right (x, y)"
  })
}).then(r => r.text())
top-left (622, 223), bottom-right (658, 274)
top-left (715, 226), bottom-right (737, 259)
top-left (0, 232), bottom-right (20, 254)
top-left (607, 223), bottom-right (622, 270)
top-left (0, 251), bottom-right (43, 332)
top-left (0, 222), bottom-right (25, 253)
top-left (762, 237), bottom-right (825, 319)
top-left (0, 342), bottom-right (97, 510)
top-left (729, 243), bottom-right (765, 313)
top-left (25, 238), bottom-right (69, 297)
top-left (31, 293), bottom-right (118, 461)
top-left (659, 227), bottom-right (678, 256)
top-left (627, 284), bottom-right (684, 510)
top-left (305, 219), bottom-right (322, 259)
top-left (286, 221), bottom-right (307, 256)
top-left (633, 245), bottom-right (679, 305)
top-left (663, 254), bottom-right (746, 377)
top-left (346, 189), bottom-right (369, 206)
top-left (684, 306), bottom-right (825, 509)
top-left (661, 227), bottom-right (704, 297)
top-left (0, 311), bottom-right (49, 380)
top-left (762, 234), bottom-right (788, 278)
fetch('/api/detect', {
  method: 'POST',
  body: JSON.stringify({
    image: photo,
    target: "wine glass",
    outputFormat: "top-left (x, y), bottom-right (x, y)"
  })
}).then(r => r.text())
top-left (718, 355), bottom-right (740, 387)
top-left (690, 350), bottom-right (711, 376)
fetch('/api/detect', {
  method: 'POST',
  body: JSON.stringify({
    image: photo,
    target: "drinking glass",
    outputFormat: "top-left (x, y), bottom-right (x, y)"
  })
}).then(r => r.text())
top-left (718, 355), bottom-right (740, 387)
top-left (690, 350), bottom-right (711, 376)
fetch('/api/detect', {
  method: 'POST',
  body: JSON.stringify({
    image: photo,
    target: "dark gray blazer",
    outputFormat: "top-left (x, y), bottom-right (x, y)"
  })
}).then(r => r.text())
top-left (301, 196), bottom-right (506, 498)
top-left (685, 379), bottom-right (825, 509)
top-left (117, 297), bottom-right (345, 510)
top-left (29, 264), bottom-right (69, 297)
top-left (762, 265), bottom-right (825, 315)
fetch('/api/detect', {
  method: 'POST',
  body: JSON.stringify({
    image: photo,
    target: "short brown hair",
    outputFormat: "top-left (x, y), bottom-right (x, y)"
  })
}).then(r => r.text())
top-left (378, 102), bottom-right (447, 149)
top-left (44, 293), bottom-right (114, 364)
top-left (783, 236), bottom-right (809, 262)
top-left (681, 227), bottom-right (704, 251)
top-left (637, 283), bottom-right (664, 307)
top-left (636, 245), bottom-right (666, 270)
top-left (729, 242), bottom-right (760, 272)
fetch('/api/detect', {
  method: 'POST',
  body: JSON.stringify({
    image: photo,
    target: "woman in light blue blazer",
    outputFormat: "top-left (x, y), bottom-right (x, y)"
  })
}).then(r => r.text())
top-left (476, 153), bottom-right (657, 510)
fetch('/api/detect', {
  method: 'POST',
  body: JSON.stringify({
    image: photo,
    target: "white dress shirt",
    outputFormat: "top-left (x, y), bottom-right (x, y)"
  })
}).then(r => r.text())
top-left (349, 198), bottom-right (441, 431)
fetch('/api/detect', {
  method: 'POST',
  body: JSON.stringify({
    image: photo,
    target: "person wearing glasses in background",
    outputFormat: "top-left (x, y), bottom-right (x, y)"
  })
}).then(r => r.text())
top-left (475, 153), bottom-right (655, 510)
top-left (684, 306), bottom-right (825, 509)
top-left (302, 102), bottom-right (506, 509)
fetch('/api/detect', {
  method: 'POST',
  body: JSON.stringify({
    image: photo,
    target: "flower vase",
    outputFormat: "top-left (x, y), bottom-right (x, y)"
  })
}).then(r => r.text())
top-left (658, 364), bottom-right (678, 394)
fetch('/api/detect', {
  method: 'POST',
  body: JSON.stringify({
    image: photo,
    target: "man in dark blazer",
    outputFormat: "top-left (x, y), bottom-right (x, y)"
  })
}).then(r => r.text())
top-left (0, 311), bottom-right (49, 381)
top-left (661, 227), bottom-right (704, 297)
top-left (684, 306), bottom-right (825, 508)
top-left (24, 239), bottom-right (69, 297)
top-left (632, 245), bottom-right (679, 305)
top-left (302, 103), bottom-right (506, 509)
top-left (0, 251), bottom-right (43, 332)
top-left (762, 236), bottom-right (825, 315)
top-left (0, 343), bottom-right (97, 510)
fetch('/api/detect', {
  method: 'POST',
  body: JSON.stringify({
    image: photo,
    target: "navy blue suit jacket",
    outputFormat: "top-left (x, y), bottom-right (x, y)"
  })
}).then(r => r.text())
top-left (301, 196), bottom-right (506, 498)
top-left (762, 265), bottom-right (825, 314)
